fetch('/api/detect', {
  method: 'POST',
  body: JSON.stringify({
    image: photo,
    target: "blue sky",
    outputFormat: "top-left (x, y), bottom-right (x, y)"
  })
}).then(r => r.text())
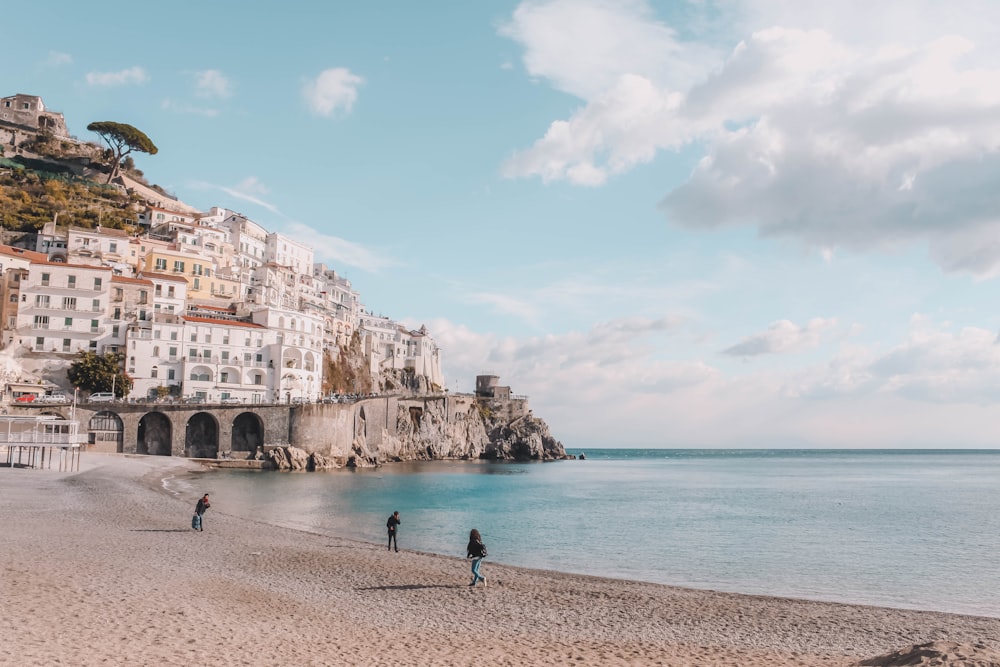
top-left (8, 0), bottom-right (1000, 448)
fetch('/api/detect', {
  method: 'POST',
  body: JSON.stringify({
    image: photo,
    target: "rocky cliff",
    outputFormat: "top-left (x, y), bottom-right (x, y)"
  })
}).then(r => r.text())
top-left (266, 395), bottom-right (569, 471)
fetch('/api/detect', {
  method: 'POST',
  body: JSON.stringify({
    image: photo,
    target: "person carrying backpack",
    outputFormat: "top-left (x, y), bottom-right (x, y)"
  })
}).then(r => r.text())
top-left (192, 494), bottom-right (210, 531)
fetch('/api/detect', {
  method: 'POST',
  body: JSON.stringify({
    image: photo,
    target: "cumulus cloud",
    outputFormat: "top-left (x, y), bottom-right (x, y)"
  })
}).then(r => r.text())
top-left (85, 66), bottom-right (149, 87)
top-left (724, 318), bottom-right (839, 357)
top-left (194, 69), bottom-right (234, 98)
top-left (303, 68), bottom-right (364, 117)
top-left (500, 0), bottom-right (1000, 276)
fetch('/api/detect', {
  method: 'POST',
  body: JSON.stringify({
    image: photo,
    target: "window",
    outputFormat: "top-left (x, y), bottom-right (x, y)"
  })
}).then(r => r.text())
top-left (112, 325), bottom-right (120, 338)
top-left (41, 273), bottom-right (50, 286)
top-left (170, 331), bottom-right (177, 341)
top-left (155, 258), bottom-right (167, 271)
top-left (109, 242), bottom-right (117, 253)
top-left (168, 369), bottom-right (175, 380)
top-left (34, 295), bottom-right (50, 308)
top-left (203, 334), bottom-right (210, 343)
top-left (62, 297), bottom-right (76, 310)
top-left (7, 316), bottom-right (14, 328)
top-left (114, 288), bottom-right (124, 302)
top-left (190, 333), bottom-right (197, 342)
top-left (151, 367), bottom-right (158, 379)
top-left (64, 317), bottom-right (72, 328)
top-left (89, 340), bottom-right (97, 352)
top-left (113, 307), bottom-right (121, 320)
top-left (8, 294), bottom-right (15, 303)
top-left (91, 319), bottom-right (99, 333)
top-left (62, 339), bottom-right (71, 352)
top-left (92, 299), bottom-right (100, 311)
top-left (220, 371), bottom-right (229, 383)
top-left (189, 349), bottom-right (197, 360)
top-left (223, 336), bottom-right (229, 345)
top-left (153, 346), bottom-right (159, 356)
top-left (155, 284), bottom-right (162, 297)
top-left (94, 277), bottom-right (102, 290)
top-left (253, 374), bottom-right (263, 385)
top-left (35, 336), bottom-right (44, 350)
top-left (139, 290), bottom-right (147, 304)
top-left (82, 238), bottom-right (90, 246)
top-left (193, 277), bottom-right (200, 290)
top-left (33, 316), bottom-right (49, 329)
top-left (168, 286), bottom-right (175, 298)
top-left (67, 275), bottom-right (76, 289)
top-left (168, 346), bottom-right (177, 359)
top-left (173, 260), bottom-right (184, 273)
top-left (221, 351), bottom-right (229, 361)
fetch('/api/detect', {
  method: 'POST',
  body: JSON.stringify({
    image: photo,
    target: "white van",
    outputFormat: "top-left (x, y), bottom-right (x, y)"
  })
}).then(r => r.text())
top-left (88, 392), bottom-right (116, 403)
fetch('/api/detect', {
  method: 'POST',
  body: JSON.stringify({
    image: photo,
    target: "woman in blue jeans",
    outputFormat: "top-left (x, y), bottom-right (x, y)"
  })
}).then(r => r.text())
top-left (466, 528), bottom-right (487, 587)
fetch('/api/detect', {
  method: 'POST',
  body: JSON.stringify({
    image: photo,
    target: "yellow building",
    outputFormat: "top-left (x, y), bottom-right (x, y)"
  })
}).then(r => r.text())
top-left (140, 247), bottom-right (241, 302)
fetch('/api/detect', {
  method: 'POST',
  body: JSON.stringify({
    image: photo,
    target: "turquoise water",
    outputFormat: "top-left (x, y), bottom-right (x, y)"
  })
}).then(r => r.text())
top-left (172, 449), bottom-right (1000, 617)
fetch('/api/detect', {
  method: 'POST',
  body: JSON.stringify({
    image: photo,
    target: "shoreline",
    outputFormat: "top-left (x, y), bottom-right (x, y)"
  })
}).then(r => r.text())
top-left (3, 453), bottom-right (1000, 666)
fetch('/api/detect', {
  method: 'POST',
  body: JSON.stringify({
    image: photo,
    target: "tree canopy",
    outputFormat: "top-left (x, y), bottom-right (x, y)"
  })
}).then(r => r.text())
top-left (86, 121), bottom-right (158, 183)
top-left (67, 351), bottom-right (132, 397)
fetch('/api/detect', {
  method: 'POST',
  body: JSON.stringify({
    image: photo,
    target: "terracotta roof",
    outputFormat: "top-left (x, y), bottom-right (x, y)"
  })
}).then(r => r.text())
top-left (139, 272), bottom-right (189, 283)
top-left (29, 258), bottom-right (112, 270)
top-left (183, 316), bottom-right (263, 329)
top-left (0, 245), bottom-right (48, 262)
top-left (111, 275), bottom-right (153, 285)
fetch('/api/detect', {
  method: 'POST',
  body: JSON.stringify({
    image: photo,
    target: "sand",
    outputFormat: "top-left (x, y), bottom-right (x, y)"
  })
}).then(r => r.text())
top-left (2, 454), bottom-right (999, 667)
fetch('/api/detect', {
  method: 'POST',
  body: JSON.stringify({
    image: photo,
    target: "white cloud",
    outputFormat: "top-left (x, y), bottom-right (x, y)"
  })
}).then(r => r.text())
top-left (431, 313), bottom-right (1000, 447)
top-left (724, 317), bottom-right (839, 357)
top-left (204, 176), bottom-right (283, 216)
top-left (283, 221), bottom-right (396, 272)
top-left (194, 69), bottom-right (234, 99)
top-left (44, 51), bottom-right (72, 67)
top-left (303, 68), bottom-right (364, 117)
top-left (501, 0), bottom-right (1000, 276)
top-left (161, 98), bottom-right (219, 117)
top-left (85, 66), bottom-right (149, 87)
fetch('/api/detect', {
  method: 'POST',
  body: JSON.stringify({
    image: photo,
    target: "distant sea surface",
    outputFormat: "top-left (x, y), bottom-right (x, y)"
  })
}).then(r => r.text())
top-left (172, 449), bottom-right (1000, 617)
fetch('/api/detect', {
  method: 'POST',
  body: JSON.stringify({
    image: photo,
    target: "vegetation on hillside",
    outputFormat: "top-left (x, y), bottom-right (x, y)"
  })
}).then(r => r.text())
top-left (0, 170), bottom-right (140, 232)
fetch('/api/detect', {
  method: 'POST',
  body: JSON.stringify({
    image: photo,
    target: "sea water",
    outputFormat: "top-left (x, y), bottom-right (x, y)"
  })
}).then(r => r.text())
top-left (171, 449), bottom-right (1000, 617)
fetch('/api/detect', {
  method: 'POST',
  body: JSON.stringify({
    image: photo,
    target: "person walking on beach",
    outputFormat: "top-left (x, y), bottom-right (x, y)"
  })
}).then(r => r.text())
top-left (386, 511), bottom-right (401, 552)
top-left (467, 528), bottom-right (487, 587)
top-left (193, 494), bottom-right (210, 531)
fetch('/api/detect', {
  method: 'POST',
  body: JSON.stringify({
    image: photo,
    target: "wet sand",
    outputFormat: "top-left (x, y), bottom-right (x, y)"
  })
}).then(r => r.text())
top-left (2, 453), bottom-right (999, 666)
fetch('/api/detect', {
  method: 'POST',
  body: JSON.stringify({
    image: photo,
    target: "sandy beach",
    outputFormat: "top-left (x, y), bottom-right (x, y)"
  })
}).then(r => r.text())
top-left (2, 454), bottom-right (999, 666)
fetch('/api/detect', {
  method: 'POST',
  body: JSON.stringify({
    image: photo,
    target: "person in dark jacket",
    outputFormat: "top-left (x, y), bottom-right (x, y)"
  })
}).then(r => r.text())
top-left (194, 494), bottom-right (210, 531)
top-left (386, 511), bottom-right (401, 552)
top-left (466, 528), bottom-right (487, 587)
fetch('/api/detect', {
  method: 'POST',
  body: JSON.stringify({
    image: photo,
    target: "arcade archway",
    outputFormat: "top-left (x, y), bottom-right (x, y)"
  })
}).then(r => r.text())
top-left (185, 412), bottom-right (219, 459)
top-left (231, 412), bottom-right (264, 454)
top-left (89, 411), bottom-right (124, 453)
top-left (137, 412), bottom-right (172, 456)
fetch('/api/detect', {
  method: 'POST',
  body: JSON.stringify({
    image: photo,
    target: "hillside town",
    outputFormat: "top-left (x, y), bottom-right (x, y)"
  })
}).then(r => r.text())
top-left (0, 93), bottom-right (443, 405)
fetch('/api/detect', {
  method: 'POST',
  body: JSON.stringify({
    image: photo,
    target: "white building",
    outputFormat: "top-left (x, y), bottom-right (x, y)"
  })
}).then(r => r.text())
top-left (16, 261), bottom-right (112, 355)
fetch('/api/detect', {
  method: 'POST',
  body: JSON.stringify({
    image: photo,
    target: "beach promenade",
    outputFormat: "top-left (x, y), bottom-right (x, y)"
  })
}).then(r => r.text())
top-left (2, 454), bottom-right (999, 666)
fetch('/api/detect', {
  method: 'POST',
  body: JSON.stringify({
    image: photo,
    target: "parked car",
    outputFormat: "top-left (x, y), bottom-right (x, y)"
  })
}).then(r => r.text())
top-left (39, 392), bottom-right (68, 403)
top-left (14, 394), bottom-right (37, 403)
top-left (220, 397), bottom-right (242, 404)
top-left (183, 396), bottom-right (206, 404)
top-left (88, 392), bottom-right (116, 403)
top-left (291, 396), bottom-right (310, 405)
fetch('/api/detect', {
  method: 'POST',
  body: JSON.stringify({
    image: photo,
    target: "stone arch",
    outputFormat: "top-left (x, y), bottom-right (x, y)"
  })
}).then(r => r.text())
top-left (185, 411), bottom-right (219, 458)
top-left (231, 412), bottom-right (264, 454)
top-left (88, 410), bottom-right (124, 453)
top-left (137, 411), bottom-right (172, 456)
